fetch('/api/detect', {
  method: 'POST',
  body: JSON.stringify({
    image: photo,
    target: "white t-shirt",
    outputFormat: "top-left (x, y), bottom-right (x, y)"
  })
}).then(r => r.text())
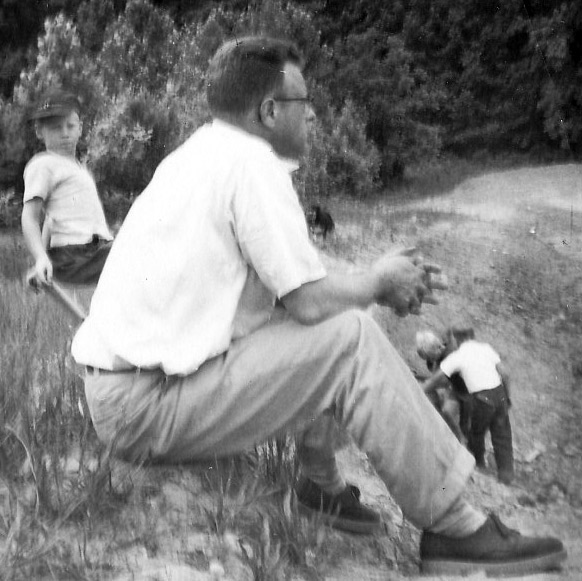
top-left (23, 152), bottom-right (112, 247)
top-left (439, 340), bottom-right (502, 394)
top-left (72, 120), bottom-right (326, 376)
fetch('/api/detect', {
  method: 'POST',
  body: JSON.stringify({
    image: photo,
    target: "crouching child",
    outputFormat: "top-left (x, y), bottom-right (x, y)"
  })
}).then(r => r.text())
top-left (422, 327), bottom-right (514, 484)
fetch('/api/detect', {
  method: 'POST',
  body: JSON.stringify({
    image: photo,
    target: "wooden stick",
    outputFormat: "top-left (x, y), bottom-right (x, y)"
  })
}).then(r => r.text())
top-left (26, 269), bottom-right (87, 322)
top-left (46, 281), bottom-right (87, 322)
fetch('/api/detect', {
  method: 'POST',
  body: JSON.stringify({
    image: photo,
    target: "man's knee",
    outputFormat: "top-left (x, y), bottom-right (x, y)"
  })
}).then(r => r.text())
top-left (326, 309), bottom-right (384, 354)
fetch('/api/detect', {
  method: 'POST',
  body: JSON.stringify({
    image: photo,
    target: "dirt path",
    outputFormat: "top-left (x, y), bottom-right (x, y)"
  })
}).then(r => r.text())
top-left (321, 163), bottom-right (582, 580)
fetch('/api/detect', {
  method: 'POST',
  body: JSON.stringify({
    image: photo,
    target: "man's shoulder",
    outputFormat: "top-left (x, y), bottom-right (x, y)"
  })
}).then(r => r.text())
top-left (204, 120), bottom-right (279, 164)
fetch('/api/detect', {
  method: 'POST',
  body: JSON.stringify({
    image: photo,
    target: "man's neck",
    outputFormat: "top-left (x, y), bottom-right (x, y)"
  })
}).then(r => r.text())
top-left (214, 113), bottom-right (270, 144)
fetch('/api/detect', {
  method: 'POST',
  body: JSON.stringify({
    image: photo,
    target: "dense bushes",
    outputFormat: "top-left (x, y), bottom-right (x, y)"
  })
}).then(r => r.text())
top-left (0, 0), bottom-right (391, 211)
top-left (0, 0), bottom-right (580, 219)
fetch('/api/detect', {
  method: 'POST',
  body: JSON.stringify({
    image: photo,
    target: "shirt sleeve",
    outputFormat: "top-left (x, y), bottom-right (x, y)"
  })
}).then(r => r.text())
top-left (487, 345), bottom-right (501, 365)
top-left (232, 154), bottom-right (326, 298)
top-left (23, 156), bottom-right (52, 203)
top-left (439, 350), bottom-right (462, 378)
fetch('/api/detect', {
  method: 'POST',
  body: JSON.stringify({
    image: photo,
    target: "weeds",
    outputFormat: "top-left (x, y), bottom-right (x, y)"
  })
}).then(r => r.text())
top-left (199, 439), bottom-right (332, 580)
top-left (0, 247), bottom-right (334, 579)
top-left (0, 231), bottom-right (27, 281)
top-left (0, 246), bottom-right (132, 578)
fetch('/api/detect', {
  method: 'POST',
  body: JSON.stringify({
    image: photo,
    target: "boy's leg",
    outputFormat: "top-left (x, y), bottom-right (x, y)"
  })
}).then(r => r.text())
top-left (458, 395), bottom-right (473, 440)
top-left (489, 390), bottom-right (514, 483)
top-left (467, 394), bottom-right (496, 467)
top-left (84, 310), bottom-right (474, 530)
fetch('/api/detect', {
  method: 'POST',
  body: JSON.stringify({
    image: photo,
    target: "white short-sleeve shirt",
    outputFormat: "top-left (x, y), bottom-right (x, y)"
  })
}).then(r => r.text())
top-left (439, 340), bottom-right (502, 394)
top-left (23, 152), bottom-right (112, 247)
top-left (72, 121), bottom-right (326, 375)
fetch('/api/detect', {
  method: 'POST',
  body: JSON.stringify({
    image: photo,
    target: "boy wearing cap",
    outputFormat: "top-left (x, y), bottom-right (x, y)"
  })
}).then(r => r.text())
top-left (21, 89), bottom-right (113, 286)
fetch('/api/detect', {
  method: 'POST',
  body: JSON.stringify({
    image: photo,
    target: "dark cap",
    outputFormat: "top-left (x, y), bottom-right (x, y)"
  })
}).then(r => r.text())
top-left (30, 89), bottom-right (81, 121)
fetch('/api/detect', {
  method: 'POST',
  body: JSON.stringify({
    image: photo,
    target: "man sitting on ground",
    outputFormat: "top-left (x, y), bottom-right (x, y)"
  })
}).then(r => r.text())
top-left (71, 37), bottom-right (565, 577)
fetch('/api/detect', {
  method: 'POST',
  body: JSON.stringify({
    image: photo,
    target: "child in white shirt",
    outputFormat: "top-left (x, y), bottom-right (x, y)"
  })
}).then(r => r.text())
top-left (21, 89), bottom-right (113, 286)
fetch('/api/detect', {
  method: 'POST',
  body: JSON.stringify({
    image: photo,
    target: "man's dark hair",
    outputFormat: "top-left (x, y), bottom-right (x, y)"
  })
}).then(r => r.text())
top-left (206, 36), bottom-right (303, 118)
top-left (451, 326), bottom-right (475, 345)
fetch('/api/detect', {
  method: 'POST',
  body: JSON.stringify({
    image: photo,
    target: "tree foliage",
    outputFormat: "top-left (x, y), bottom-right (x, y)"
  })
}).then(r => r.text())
top-left (325, 26), bottom-right (442, 181)
top-left (400, 0), bottom-right (582, 153)
top-left (1, 0), bottom-right (581, 207)
top-left (99, 0), bottom-right (181, 95)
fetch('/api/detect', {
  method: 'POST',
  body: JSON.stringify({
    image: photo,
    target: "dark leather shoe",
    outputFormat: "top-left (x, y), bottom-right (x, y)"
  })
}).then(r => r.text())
top-left (296, 478), bottom-right (382, 534)
top-left (420, 513), bottom-right (567, 577)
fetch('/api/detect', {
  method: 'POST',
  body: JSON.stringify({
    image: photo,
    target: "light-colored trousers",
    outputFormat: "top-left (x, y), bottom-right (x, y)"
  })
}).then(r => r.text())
top-left (83, 310), bottom-right (474, 529)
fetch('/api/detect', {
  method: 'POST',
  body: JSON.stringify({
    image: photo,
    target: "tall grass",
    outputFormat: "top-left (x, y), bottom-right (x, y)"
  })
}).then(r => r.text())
top-left (0, 234), bottom-right (126, 579)
top-left (0, 234), bottom-right (337, 579)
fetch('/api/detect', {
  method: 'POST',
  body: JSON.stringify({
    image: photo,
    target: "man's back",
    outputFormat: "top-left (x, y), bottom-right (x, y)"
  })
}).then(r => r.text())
top-left (72, 120), bottom-right (324, 375)
top-left (440, 340), bottom-right (502, 394)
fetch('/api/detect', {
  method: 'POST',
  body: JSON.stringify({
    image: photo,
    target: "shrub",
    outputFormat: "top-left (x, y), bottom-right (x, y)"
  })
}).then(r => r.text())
top-left (0, 190), bottom-right (22, 230)
top-left (98, 0), bottom-right (181, 96)
top-left (296, 98), bottom-right (381, 202)
top-left (88, 86), bottom-right (210, 196)
top-left (326, 99), bottom-right (381, 197)
top-left (325, 28), bottom-right (443, 183)
top-left (15, 13), bottom-right (106, 130)
top-left (0, 97), bottom-right (28, 195)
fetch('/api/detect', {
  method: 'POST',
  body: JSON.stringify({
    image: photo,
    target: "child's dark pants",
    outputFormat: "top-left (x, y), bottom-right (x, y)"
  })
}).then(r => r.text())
top-left (49, 236), bottom-right (112, 284)
top-left (468, 385), bottom-right (514, 482)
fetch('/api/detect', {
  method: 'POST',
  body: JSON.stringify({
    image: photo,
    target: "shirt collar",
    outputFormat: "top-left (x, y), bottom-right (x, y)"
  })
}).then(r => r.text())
top-left (211, 118), bottom-right (300, 175)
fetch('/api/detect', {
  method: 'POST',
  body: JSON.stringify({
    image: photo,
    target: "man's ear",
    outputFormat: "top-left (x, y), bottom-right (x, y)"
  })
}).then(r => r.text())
top-left (258, 97), bottom-right (276, 128)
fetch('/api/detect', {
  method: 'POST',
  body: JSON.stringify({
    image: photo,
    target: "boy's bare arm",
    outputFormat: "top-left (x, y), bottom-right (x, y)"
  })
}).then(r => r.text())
top-left (422, 369), bottom-right (450, 395)
top-left (496, 361), bottom-right (512, 401)
top-left (22, 199), bottom-right (53, 285)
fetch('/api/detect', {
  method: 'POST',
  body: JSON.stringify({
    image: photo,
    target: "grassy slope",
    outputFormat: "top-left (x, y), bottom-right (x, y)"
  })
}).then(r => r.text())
top-left (1, 164), bottom-right (581, 580)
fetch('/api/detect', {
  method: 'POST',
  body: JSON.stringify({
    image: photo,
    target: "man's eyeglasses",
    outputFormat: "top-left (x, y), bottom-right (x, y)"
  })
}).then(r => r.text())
top-left (273, 95), bottom-right (314, 106)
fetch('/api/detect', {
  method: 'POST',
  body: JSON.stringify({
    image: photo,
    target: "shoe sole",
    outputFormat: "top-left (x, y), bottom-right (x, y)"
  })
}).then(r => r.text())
top-left (297, 502), bottom-right (382, 535)
top-left (421, 548), bottom-right (567, 577)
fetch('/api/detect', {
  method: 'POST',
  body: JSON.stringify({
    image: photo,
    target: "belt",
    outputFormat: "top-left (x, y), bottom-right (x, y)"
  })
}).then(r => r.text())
top-left (85, 365), bottom-right (140, 375)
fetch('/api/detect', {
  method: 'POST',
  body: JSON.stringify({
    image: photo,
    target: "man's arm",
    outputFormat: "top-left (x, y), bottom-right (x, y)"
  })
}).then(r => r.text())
top-left (22, 199), bottom-right (53, 286)
top-left (281, 249), bottom-right (444, 325)
top-left (280, 271), bottom-right (376, 325)
top-left (496, 361), bottom-right (512, 404)
top-left (422, 369), bottom-right (450, 395)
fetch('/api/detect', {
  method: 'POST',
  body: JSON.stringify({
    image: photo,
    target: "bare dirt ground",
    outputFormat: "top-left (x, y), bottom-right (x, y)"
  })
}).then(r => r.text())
top-left (31, 164), bottom-right (581, 580)
top-left (320, 163), bottom-right (582, 580)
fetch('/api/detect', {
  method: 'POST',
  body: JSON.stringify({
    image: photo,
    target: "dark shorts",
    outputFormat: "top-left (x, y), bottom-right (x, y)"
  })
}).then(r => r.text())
top-left (48, 236), bottom-right (112, 284)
